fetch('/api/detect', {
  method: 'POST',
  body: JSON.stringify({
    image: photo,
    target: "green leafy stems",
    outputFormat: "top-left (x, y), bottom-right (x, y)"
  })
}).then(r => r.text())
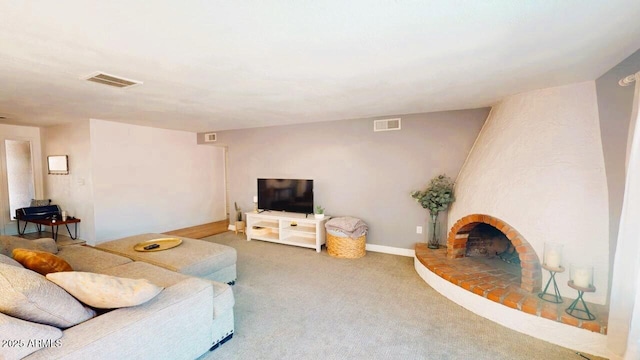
top-left (410, 174), bottom-right (455, 217)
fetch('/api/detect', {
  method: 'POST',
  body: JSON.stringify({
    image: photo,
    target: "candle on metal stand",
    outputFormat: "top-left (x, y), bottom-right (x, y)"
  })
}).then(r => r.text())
top-left (543, 242), bottom-right (563, 268)
top-left (571, 264), bottom-right (592, 288)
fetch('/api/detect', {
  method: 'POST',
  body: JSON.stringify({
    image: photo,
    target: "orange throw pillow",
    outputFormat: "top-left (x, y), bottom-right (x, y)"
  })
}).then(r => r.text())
top-left (12, 248), bottom-right (73, 275)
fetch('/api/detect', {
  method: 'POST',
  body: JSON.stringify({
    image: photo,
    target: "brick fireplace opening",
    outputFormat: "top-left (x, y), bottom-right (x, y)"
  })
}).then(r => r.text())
top-left (447, 214), bottom-right (542, 293)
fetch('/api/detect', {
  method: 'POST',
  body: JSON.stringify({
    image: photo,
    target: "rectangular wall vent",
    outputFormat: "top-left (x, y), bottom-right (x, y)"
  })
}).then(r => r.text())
top-left (204, 133), bottom-right (217, 142)
top-left (83, 72), bottom-right (142, 88)
top-left (374, 118), bottom-right (401, 132)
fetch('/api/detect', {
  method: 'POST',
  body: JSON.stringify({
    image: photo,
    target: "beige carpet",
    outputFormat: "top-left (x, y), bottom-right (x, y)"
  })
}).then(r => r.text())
top-left (198, 232), bottom-right (604, 360)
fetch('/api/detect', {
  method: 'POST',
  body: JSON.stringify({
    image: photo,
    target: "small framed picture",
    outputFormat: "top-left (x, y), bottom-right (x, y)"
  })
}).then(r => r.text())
top-left (47, 155), bottom-right (69, 175)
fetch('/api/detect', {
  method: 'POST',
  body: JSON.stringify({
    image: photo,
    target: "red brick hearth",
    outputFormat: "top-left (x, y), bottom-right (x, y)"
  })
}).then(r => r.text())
top-left (447, 214), bottom-right (542, 293)
top-left (415, 244), bottom-right (609, 334)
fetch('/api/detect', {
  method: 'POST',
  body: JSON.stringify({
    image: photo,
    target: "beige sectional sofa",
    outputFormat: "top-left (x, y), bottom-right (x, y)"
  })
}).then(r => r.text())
top-left (0, 235), bottom-right (235, 360)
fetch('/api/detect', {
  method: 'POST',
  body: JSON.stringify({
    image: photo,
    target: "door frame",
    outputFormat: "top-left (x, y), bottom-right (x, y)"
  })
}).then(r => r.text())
top-left (0, 132), bottom-right (44, 235)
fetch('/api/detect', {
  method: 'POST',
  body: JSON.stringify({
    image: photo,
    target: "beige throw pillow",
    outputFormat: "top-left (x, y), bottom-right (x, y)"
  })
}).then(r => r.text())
top-left (0, 312), bottom-right (62, 360)
top-left (0, 263), bottom-right (95, 328)
top-left (0, 253), bottom-right (23, 268)
top-left (46, 272), bottom-right (164, 309)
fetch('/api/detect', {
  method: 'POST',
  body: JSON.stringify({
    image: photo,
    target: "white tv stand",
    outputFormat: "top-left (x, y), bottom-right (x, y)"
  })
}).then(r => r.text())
top-left (245, 211), bottom-right (329, 252)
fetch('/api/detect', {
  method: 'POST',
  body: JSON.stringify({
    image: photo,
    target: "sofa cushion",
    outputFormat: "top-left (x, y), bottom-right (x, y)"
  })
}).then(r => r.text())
top-left (96, 233), bottom-right (237, 278)
top-left (0, 312), bottom-right (62, 360)
top-left (56, 245), bottom-right (132, 272)
top-left (47, 272), bottom-right (164, 309)
top-left (0, 236), bottom-right (58, 256)
top-left (0, 263), bottom-right (95, 328)
top-left (22, 278), bottom-right (214, 360)
top-left (101, 261), bottom-right (234, 318)
top-left (0, 253), bottom-right (23, 268)
top-left (12, 248), bottom-right (73, 275)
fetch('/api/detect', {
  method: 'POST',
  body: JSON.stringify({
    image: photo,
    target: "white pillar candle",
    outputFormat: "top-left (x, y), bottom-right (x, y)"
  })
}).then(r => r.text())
top-left (573, 268), bottom-right (591, 288)
top-left (253, 196), bottom-right (258, 203)
top-left (543, 242), bottom-right (562, 268)
top-left (545, 249), bottom-right (561, 268)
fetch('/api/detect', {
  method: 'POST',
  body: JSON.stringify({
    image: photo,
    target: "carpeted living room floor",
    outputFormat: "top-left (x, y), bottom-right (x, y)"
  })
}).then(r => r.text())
top-left (198, 232), bottom-right (604, 360)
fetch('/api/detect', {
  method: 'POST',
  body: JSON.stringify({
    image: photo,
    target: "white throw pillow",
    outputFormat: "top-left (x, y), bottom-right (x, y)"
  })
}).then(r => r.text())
top-left (46, 272), bottom-right (164, 309)
top-left (0, 263), bottom-right (96, 328)
top-left (0, 312), bottom-right (62, 360)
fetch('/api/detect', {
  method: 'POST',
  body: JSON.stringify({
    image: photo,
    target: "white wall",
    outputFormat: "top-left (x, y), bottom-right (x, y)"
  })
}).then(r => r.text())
top-left (90, 119), bottom-right (225, 244)
top-left (450, 82), bottom-right (610, 304)
top-left (41, 120), bottom-right (96, 244)
top-left (0, 124), bottom-right (44, 235)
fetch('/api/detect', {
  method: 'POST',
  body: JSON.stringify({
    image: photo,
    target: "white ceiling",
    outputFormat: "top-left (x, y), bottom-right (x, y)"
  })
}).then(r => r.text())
top-left (1, 1), bottom-right (639, 132)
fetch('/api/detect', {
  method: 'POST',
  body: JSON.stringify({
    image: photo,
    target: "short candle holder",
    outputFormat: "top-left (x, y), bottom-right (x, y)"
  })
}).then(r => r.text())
top-left (566, 264), bottom-right (596, 320)
top-left (539, 242), bottom-right (564, 303)
top-left (538, 264), bottom-right (564, 303)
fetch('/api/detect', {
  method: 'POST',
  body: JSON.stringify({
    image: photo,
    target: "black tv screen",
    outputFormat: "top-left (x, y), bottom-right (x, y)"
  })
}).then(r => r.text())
top-left (258, 178), bottom-right (314, 214)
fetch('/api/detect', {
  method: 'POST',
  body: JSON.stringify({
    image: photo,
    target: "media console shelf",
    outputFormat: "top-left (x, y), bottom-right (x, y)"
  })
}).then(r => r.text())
top-left (245, 211), bottom-right (330, 252)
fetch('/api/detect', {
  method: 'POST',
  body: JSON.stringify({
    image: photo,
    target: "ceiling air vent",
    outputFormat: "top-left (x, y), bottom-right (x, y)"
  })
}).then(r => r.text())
top-left (83, 72), bottom-right (142, 88)
top-left (374, 118), bottom-right (401, 132)
top-left (204, 133), bottom-right (217, 142)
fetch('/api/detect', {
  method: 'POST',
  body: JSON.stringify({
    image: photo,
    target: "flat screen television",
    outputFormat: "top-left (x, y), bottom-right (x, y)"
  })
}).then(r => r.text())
top-left (257, 178), bottom-right (314, 214)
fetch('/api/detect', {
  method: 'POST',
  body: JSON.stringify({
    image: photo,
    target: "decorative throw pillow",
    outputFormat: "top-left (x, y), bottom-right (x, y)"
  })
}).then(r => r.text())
top-left (46, 272), bottom-right (164, 309)
top-left (0, 236), bottom-right (58, 256)
top-left (0, 312), bottom-right (62, 360)
top-left (12, 248), bottom-right (73, 275)
top-left (0, 263), bottom-right (95, 328)
top-left (0, 253), bottom-right (23, 268)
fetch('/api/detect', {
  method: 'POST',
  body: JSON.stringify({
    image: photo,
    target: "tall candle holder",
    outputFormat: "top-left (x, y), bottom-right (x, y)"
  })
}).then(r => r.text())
top-left (538, 242), bottom-right (564, 303)
top-left (253, 196), bottom-right (258, 213)
top-left (566, 264), bottom-right (596, 320)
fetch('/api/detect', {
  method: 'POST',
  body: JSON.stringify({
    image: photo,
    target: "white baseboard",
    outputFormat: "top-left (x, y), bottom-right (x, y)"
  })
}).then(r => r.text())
top-left (365, 244), bottom-right (414, 257)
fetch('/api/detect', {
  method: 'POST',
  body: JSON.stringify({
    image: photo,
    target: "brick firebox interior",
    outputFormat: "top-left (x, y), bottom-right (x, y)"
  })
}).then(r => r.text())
top-left (447, 214), bottom-right (542, 293)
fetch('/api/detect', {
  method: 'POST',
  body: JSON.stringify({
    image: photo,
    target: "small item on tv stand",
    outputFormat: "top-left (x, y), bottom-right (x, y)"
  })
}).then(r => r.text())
top-left (251, 226), bottom-right (270, 237)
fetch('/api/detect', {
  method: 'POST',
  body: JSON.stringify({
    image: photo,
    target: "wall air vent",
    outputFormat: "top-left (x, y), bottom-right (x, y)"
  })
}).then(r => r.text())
top-left (83, 72), bottom-right (142, 88)
top-left (204, 133), bottom-right (217, 142)
top-left (374, 118), bottom-right (401, 132)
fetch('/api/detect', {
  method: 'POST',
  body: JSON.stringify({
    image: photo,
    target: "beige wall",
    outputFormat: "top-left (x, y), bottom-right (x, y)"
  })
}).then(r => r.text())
top-left (41, 120), bottom-right (96, 243)
top-left (200, 109), bottom-right (489, 250)
top-left (450, 82), bottom-right (609, 304)
top-left (42, 119), bottom-right (226, 245)
top-left (90, 119), bottom-right (225, 244)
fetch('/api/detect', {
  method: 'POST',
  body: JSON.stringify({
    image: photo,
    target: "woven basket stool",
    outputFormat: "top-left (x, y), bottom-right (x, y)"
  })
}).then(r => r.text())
top-left (326, 232), bottom-right (366, 259)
